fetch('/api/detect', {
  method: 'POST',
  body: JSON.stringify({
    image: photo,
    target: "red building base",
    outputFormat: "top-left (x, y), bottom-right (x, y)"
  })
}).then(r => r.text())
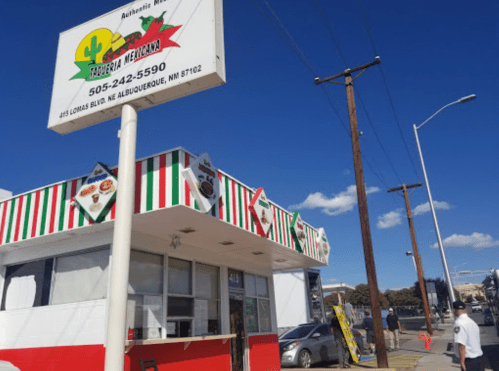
top-left (248, 334), bottom-right (280, 371)
top-left (0, 344), bottom-right (106, 371)
top-left (0, 335), bottom-right (280, 371)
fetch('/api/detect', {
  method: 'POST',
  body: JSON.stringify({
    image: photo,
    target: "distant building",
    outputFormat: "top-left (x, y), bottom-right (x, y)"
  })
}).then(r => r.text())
top-left (455, 283), bottom-right (485, 300)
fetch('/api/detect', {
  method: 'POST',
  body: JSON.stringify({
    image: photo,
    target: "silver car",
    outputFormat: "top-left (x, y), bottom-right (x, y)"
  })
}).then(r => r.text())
top-left (279, 323), bottom-right (341, 368)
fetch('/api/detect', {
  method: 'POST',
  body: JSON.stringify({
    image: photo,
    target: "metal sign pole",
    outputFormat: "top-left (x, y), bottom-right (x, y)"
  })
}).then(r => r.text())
top-left (104, 104), bottom-right (137, 371)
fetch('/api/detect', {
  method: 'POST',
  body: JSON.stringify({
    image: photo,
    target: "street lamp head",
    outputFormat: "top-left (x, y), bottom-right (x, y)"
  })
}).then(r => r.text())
top-left (458, 94), bottom-right (476, 104)
top-left (406, 251), bottom-right (413, 256)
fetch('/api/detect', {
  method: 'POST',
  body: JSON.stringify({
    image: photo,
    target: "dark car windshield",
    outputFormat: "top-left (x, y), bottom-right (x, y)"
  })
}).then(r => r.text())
top-left (280, 325), bottom-right (316, 340)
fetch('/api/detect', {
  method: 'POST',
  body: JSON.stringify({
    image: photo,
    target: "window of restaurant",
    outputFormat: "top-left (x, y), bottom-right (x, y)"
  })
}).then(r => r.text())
top-left (194, 263), bottom-right (220, 336)
top-left (1, 247), bottom-right (110, 311)
top-left (51, 248), bottom-right (110, 305)
top-left (167, 257), bottom-right (193, 337)
top-left (166, 258), bottom-right (221, 338)
top-left (126, 250), bottom-right (164, 340)
top-left (244, 274), bottom-right (271, 333)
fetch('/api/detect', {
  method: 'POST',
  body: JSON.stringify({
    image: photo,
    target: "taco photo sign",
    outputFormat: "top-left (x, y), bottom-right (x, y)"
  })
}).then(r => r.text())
top-left (48, 0), bottom-right (225, 134)
top-left (248, 188), bottom-right (274, 237)
top-left (74, 163), bottom-right (117, 222)
top-left (316, 228), bottom-right (330, 265)
top-left (182, 153), bottom-right (220, 214)
top-left (290, 212), bottom-right (307, 254)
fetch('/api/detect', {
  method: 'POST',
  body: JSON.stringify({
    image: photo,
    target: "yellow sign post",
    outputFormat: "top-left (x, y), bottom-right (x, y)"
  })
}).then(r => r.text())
top-left (333, 305), bottom-right (359, 363)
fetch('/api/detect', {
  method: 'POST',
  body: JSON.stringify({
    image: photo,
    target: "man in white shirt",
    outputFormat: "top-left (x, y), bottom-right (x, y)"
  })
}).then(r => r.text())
top-left (453, 301), bottom-right (485, 371)
top-left (344, 302), bottom-right (356, 327)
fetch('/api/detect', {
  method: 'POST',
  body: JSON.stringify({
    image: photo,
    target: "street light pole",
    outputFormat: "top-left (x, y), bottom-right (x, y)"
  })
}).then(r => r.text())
top-left (413, 94), bottom-right (476, 305)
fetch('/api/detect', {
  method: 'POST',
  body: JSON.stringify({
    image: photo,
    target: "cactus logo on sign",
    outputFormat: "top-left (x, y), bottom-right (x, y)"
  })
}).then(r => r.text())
top-left (71, 12), bottom-right (181, 82)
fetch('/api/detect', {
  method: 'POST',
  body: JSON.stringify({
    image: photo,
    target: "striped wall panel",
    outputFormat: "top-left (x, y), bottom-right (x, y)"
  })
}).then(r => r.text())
top-left (0, 149), bottom-right (323, 263)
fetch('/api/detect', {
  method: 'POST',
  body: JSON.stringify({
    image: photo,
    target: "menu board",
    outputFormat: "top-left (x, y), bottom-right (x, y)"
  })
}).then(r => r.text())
top-left (258, 299), bottom-right (271, 332)
top-left (228, 270), bottom-right (243, 289)
top-left (143, 295), bottom-right (162, 328)
top-left (194, 299), bottom-right (209, 335)
top-left (245, 298), bottom-right (258, 333)
top-left (74, 162), bottom-right (117, 222)
top-left (166, 322), bottom-right (176, 335)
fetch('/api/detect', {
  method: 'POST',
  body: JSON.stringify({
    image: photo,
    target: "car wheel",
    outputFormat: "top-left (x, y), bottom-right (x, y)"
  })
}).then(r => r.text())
top-left (298, 350), bottom-right (312, 369)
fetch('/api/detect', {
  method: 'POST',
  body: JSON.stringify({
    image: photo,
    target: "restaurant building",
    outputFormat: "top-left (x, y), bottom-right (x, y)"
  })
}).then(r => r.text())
top-left (0, 147), bottom-right (329, 371)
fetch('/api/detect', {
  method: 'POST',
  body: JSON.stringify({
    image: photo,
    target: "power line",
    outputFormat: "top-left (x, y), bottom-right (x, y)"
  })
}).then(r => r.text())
top-left (262, 0), bottom-right (319, 76)
top-left (250, 0), bottom-right (318, 76)
top-left (321, 85), bottom-right (400, 207)
top-left (251, 0), bottom-right (400, 206)
top-left (353, 82), bottom-right (403, 184)
top-left (313, 0), bottom-right (406, 188)
top-left (376, 66), bottom-right (421, 180)
top-left (313, 0), bottom-right (349, 69)
top-left (356, 0), bottom-right (421, 180)
top-left (356, 0), bottom-right (378, 57)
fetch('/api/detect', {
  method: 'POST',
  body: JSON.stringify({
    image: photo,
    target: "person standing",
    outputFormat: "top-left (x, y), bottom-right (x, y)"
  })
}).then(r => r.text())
top-left (330, 314), bottom-right (350, 368)
top-left (453, 301), bottom-right (485, 371)
top-left (362, 310), bottom-right (375, 354)
top-left (344, 302), bottom-right (356, 327)
top-left (386, 308), bottom-right (402, 351)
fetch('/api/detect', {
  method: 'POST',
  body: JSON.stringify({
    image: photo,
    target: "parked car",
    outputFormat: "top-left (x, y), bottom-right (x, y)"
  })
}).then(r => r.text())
top-left (484, 308), bottom-right (494, 326)
top-left (471, 301), bottom-right (483, 313)
top-left (396, 308), bottom-right (416, 317)
top-left (279, 323), bottom-right (362, 368)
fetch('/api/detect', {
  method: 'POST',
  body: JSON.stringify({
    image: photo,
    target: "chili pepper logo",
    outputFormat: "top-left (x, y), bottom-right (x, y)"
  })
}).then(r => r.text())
top-left (71, 12), bottom-right (181, 81)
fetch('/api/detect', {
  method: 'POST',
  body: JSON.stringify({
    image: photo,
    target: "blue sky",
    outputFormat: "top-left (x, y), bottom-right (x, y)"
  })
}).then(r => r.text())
top-left (1, 0), bottom-right (498, 291)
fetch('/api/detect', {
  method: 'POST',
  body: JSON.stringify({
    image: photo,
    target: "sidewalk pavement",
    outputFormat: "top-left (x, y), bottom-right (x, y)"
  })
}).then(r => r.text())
top-left (355, 323), bottom-right (493, 371)
top-left (284, 322), bottom-right (493, 370)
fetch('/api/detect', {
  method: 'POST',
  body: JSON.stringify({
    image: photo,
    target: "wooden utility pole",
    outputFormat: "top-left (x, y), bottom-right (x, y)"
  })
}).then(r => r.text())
top-left (315, 57), bottom-right (388, 368)
top-left (387, 182), bottom-right (433, 335)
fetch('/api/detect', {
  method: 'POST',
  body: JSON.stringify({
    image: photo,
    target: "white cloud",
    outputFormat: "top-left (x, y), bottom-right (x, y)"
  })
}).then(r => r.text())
top-left (377, 209), bottom-right (403, 229)
top-left (289, 185), bottom-right (380, 216)
top-left (413, 201), bottom-right (451, 216)
top-left (432, 232), bottom-right (499, 249)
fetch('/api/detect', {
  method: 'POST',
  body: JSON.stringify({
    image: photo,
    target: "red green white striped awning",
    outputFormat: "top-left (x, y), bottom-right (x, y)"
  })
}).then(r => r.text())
top-left (0, 148), bottom-right (323, 263)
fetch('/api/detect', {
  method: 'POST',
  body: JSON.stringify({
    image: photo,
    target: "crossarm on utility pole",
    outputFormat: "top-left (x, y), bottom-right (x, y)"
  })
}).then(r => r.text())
top-left (314, 57), bottom-right (380, 85)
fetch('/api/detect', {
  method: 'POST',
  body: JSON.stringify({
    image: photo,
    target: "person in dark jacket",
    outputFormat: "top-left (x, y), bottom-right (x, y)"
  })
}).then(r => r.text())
top-left (362, 310), bottom-right (375, 354)
top-left (386, 308), bottom-right (402, 351)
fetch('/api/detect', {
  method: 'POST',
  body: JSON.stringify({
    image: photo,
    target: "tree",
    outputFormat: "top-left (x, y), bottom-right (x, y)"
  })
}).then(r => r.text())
top-left (324, 293), bottom-right (344, 307)
top-left (475, 295), bottom-right (485, 303)
top-left (386, 287), bottom-right (422, 306)
top-left (345, 284), bottom-right (388, 308)
top-left (465, 295), bottom-right (474, 303)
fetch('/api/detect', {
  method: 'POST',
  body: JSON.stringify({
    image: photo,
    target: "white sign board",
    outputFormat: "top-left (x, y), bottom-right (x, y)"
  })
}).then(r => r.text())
top-left (290, 212), bottom-right (307, 254)
top-left (248, 188), bottom-right (274, 237)
top-left (49, 0), bottom-right (225, 134)
top-left (74, 162), bottom-right (117, 222)
top-left (182, 152), bottom-right (221, 213)
top-left (316, 228), bottom-right (330, 265)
